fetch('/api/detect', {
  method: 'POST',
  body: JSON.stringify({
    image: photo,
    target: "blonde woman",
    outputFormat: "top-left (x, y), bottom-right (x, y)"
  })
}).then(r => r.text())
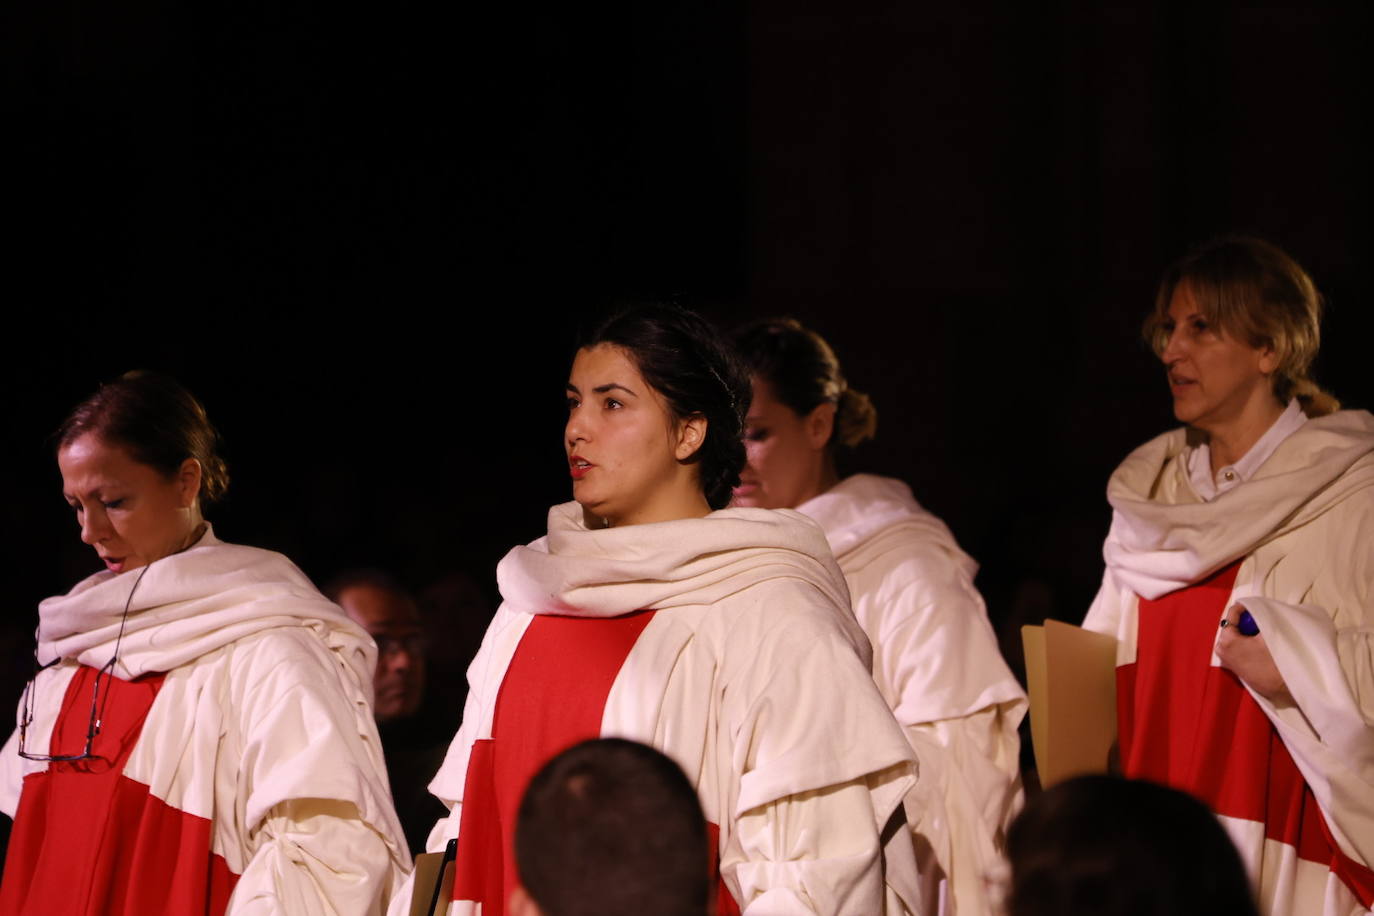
top-left (1084, 237), bottom-right (1374, 916)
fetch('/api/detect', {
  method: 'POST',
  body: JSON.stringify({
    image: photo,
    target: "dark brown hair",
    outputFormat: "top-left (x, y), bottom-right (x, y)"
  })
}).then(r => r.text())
top-left (584, 305), bottom-right (750, 511)
top-left (732, 318), bottom-right (877, 449)
top-left (515, 738), bottom-right (710, 916)
top-left (1006, 775), bottom-right (1258, 916)
top-left (57, 371), bottom-right (230, 504)
top-left (1145, 236), bottom-right (1338, 417)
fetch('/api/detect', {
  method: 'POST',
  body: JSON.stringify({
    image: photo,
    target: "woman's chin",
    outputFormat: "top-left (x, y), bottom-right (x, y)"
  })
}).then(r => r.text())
top-left (575, 499), bottom-right (613, 528)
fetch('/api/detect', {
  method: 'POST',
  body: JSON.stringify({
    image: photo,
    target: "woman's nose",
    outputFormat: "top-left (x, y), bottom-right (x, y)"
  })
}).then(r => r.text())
top-left (1161, 326), bottom-right (1184, 363)
top-left (565, 409), bottom-right (588, 447)
top-left (79, 510), bottom-right (107, 545)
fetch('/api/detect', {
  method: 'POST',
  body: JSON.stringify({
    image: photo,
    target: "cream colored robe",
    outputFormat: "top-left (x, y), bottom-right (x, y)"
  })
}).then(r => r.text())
top-left (0, 526), bottom-right (410, 915)
top-left (390, 503), bottom-right (926, 916)
top-left (799, 474), bottom-right (1027, 916)
top-left (1084, 410), bottom-right (1374, 916)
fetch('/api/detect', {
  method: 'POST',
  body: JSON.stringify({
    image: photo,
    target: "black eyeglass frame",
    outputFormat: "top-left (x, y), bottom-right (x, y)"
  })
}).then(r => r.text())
top-left (16, 563), bottom-right (150, 764)
top-left (17, 656), bottom-right (118, 763)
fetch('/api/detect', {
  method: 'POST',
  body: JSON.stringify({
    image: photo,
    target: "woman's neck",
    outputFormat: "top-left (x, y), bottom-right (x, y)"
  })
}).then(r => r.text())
top-left (583, 488), bottom-right (712, 530)
top-left (1206, 398), bottom-right (1287, 473)
top-left (792, 458), bottom-right (841, 508)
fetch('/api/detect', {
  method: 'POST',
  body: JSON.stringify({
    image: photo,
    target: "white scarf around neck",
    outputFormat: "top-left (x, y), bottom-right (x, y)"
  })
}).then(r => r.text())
top-left (37, 525), bottom-right (371, 683)
top-left (1103, 410), bottom-right (1374, 599)
top-left (797, 473), bottom-right (978, 578)
top-left (497, 501), bottom-right (871, 666)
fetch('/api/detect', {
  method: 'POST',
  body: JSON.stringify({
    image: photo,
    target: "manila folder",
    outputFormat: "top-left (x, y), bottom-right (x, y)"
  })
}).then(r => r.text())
top-left (409, 841), bottom-right (456, 916)
top-left (1022, 619), bottom-right (1118, 788)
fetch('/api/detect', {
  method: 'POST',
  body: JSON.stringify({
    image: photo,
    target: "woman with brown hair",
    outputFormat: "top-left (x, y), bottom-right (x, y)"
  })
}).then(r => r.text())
top-left (396, 306), bottom-right (923, 916)
top-left (0, 372), bottom-right (408, 915)
top-left (1083, 237), bottom-right (1374, 916)
top-left (731, 319), bottom-right (1026, 916)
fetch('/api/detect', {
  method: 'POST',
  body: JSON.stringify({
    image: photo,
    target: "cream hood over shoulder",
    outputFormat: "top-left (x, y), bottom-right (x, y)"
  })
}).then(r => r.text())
top-left (1103, 410), bottom-right (1374, 600)
top-left (799, 473), bottom-right (978, 578)
top-left (37, 524), bottom-right (372, 684)
top-left (497, 501), bottom-right (872, 667)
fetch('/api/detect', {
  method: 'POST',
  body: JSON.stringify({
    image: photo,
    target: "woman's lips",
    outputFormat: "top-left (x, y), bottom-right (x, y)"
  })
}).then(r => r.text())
top-left (569, 456), bottom-right (593, 480)
top-left (102, 556), bottom-right (126, 572)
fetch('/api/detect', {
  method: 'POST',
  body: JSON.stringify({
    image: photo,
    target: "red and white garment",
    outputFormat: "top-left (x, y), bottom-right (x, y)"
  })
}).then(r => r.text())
top-left (798, 474), bottom-right (1028, 916)
top-left (0, 526), bottom-right (409, 916)
top-left (1084, 410), bottom-right (1374, 916)
top-left (388, 503), bottom-right (925, 916)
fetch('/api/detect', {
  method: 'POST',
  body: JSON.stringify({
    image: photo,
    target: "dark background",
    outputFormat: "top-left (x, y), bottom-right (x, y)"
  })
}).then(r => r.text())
top-left (3, 1), bottom-right (1370, 704)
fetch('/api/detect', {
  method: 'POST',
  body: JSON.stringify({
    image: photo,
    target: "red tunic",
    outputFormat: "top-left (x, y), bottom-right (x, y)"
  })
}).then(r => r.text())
top-left (1117, 561), bottom-right (1374, 908)
top-left (0, 666), bottom-right (238, 915)
top-left (449, 611), bottom-right (740, 916)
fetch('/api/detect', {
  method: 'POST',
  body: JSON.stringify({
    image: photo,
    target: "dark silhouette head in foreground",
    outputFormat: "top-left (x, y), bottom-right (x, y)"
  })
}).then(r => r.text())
top-left (510, 738), bottom-right (711, 916)
top-left (1005, 775), bottom-right (1258, 916)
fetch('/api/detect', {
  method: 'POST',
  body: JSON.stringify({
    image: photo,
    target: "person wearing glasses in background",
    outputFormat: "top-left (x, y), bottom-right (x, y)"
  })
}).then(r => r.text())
top-left (329, 569), bottom-right (450, 856)
top-left (0, 372), bottom-right (408, 915)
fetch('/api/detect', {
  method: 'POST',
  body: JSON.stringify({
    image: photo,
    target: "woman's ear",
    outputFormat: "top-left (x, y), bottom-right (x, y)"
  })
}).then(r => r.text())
top-left (1257, 342), bottom-right (1280, 377)
top-left (675, 414), bottom-right (708, 461)
top-left (177, 457), bottom-right (203, 509)
top-left (806, 402), bottom-right (837, 450)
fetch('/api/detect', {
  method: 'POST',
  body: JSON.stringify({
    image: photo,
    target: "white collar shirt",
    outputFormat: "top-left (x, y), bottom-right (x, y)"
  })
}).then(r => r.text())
top-left (1187, 398), bottom-right (1307, 501)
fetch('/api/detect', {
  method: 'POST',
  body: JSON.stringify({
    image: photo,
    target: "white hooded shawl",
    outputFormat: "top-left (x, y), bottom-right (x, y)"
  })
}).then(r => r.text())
top-left (1, 526), bottom-right (409, 915)
top-left (1085, 410), bottom-right (1374, 916)
top-left (401, 503), bottom-right (923, 915)
top-left (799, 474), bottom-right (1027, 916)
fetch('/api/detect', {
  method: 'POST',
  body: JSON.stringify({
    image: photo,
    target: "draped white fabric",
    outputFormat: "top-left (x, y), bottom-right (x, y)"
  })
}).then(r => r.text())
top-left (395, 504), bottom-right (926, 916)
top-left (1085, 410), bottom-right (1374, 916)
top-left (799, 474), bottom-right (1027, 916)
top-left (2, 526), bottom-right (409, 914)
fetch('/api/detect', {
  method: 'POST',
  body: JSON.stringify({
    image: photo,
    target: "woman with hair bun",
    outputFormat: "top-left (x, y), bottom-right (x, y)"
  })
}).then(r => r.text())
top-left (1083, 236), bottom-right (1374, 916)
top-left (0, 372), bottom-right (408, 915)
top-left (732, 319), bottom-right (1026, 916)
top-left (395, 305), bottom-right (924, 915)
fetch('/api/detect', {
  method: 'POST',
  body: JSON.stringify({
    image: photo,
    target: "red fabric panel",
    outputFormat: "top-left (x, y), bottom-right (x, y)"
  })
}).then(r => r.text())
top-left (450, 610), bottom-right (658, 914)
top-left (706, 821), bottom-right (742, 916)
top-left (450, 739), bottom-right (503, 909)
top-left (1324, 824), bottom-right (1374, 909)
top-left (1120, 562), bottom-right (1374, 908)
top-left (0, 666), bottom-right (238, 915)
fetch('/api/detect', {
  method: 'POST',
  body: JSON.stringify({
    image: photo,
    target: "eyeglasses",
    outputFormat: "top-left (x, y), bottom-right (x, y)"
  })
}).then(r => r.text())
top-left (17, 564), bottom-right (149, 763)
top-left (17, 656), bottom-right (118, 762)
top-left (375, 633), bottom-right (428, 658)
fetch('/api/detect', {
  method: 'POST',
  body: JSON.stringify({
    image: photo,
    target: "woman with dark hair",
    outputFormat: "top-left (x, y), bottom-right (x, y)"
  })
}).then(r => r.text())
top-left (1004, 775), bottom-right (1259, 916)
top-left (1083, 237), bottom-right (1374, 916)
top-left (395, 306), bottom-right (924, 915)
top-left (0, 372), bottom-right (408, 914)
top-left (731, 319), bottom-right (1026, 916)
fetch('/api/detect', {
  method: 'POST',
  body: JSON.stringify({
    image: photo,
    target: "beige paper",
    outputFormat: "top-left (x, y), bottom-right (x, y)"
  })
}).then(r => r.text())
top-left (409, 846), bottom-right (456, 916)
top-left (1022, 620), bottom-right (1118, 788)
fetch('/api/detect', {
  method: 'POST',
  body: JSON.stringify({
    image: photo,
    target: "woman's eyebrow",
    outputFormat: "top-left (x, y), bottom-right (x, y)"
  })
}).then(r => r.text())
top-left (592, 383), bottom-right (637, 397)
